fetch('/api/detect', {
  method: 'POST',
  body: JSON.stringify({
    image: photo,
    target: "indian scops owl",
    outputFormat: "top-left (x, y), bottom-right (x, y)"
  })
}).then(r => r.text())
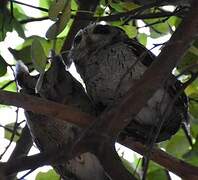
top-left (16, 58), bottom-right (108, 180)
top-left (68, 23), bottom-right (189, 143)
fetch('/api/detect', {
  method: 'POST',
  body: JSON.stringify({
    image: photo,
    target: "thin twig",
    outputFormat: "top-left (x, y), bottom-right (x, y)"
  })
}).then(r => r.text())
top-left (10, 0), bottom-right (48, 12)
top-left (0, 108), bottom-right (19, 159)
top-left (19, 16), bottom-right (49, 24)
top-left (0, 80), bottom-right (15, 90)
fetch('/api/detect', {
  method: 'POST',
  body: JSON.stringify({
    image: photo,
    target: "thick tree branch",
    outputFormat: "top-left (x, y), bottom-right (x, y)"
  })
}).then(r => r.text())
top-left (0, 89), bottom-right (197, 179)
top-left (122, 139), bottom-right (198, 179)
top-left (100, 0), bottom-right (198, 137)
top-left (0, 90), bottom-right (93, 127)
top-left (1, 151), bottom-right (54, 176)
top-left (1, 136), bottom-right (198, 179)
top-left (98, 145), bottom-right (136, 179)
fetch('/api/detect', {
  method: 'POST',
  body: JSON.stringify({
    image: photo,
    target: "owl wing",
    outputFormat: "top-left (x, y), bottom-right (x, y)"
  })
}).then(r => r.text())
top-left (16, 60), bottom-right (108, 180)
top-left (121, 38), bottom-right (190, 143)
top-left (124, 38), bottom-right (155, 66)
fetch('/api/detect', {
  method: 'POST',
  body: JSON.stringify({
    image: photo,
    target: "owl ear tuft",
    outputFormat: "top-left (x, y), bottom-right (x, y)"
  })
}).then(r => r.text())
top-left (15, 60), bottom-right (29, 76)
top-left (15, 60), bottom-right (32, 89)
top-left (15, 60), bottom-right (30, 83)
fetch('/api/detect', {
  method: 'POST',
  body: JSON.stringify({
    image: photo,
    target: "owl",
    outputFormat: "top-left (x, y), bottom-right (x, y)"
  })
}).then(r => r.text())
top-left (68, 23), bottom-right (189, 143)
top-left (16, 58), bottom-right (108, 180)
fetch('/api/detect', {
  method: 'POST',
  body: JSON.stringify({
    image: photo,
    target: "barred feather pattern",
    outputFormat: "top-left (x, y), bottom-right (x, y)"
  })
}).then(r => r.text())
top-left (69, 23), bottom-right (189, 143)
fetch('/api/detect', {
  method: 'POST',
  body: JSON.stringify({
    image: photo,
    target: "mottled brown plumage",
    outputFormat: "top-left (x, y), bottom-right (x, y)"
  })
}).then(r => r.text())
top-left (16, 58), bottom-right (108, 180)
top-left (68, 23), bottom-right (189, 143)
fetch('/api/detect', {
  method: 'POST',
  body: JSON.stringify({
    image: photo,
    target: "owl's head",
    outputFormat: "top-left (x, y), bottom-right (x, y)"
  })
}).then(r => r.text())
top-left (68, 23), bottom-right (127, 66)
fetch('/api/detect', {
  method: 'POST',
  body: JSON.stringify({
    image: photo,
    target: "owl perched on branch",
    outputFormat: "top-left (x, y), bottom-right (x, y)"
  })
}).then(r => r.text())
top-left (16, 58), bottom-right (108, 180)
top-left (68, 23), bottom-right (189, 143)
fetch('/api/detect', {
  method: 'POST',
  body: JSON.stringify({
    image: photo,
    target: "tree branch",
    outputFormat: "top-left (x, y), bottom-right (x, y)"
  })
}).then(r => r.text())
top-left (122, 139), bottom-right (198, 179)
top-left (19, 10), bottom-right (185, 25)
top-left (0, 86), bottom-right (197, 179)
top-left (0, 90), bottom-right (93, 127)
top-left (100, 0), bottom-right (198, 137)
top-left (19, 16), bottom-right (49, 24)
top-left (61, 0), bottom-right (99, 51)
top-left (128, 0), bottom-right (191, 7)
top-left (7, 125), bottom-right (32, 180)
top-left (10, 0), bottom-right (48, 12)
top-left (1, 135), bottom-right (198, 179)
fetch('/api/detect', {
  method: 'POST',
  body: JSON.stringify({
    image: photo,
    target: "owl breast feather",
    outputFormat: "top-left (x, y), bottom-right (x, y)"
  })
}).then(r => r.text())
top-left (75, 42), bottom-right (147, 106)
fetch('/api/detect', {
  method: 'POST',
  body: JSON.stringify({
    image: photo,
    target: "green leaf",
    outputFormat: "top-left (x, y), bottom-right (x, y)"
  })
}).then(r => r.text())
top-left (185, 79), bottom-right (198, 96)
top-left (147, 161), bottom-right (162, 173)
top-left (12, 36), bottom-right (64, 62)
top-left (189, 100), bottom-right (198, 119)
top-left (31, 39), bottom-right (47, 73)
top-left (71, 0), bottom-right (78, 11)
top-left (40, 0), bottom-right (54, 9)
top-left (95, 5), bottom-right (106, 16)
top-left (121, 157), bottom-right (135, 175)
top-left (168, 16), bottom-right (181, 28)
top-left (48, 0), bottom-right (66, 21)
top-left (137, 33), bottom-right (147, 46)
top-left (178, 51), bottom-right (198, 72)
top-left (109, 1), bottom-right (139, 12)
top-left (109, 2), bottom-right (124, 12)
top-left (0, 80), bottom-right (16, 92)
top-left (0, 80), bottom-right (13, 89)
top-left (178, 40), bottom-right (198, 72)
top-left (144, 18), bottom-right (170, 39)
top-left (191, 123), bottom-right (198, 139)
top-left (36, 169), bottom-right (59, 180)
top-left (0, 55), bottom-right (7, 77)
top-left (189, 45), bottom-right (198, 56)
top-left (121, 25), bottom-right (137, 38)
top-left (0, 8), bottom-right (25, 41)
top-left (12, 18), bottom-right (25, 39)
top-left (4, 123), bottom-right (21, 142)
top-left (111, 21), bottom-right (123, 27)
top-left (147, 169), bottom-right (167, 180)
top-left (0, 11), bottom-right (10, 41)
top-left (183, 136), bottom-right (198, 166)
top-left (9, 46), bottom-right (32, 64)
top-left (166, 130), bottom-right (189, 157)
top-left (46, 0), bottom-right (71, 39)
top-left (17, 36), bottom-right (51, 54)
top-left (120, 2), bottom-right (140, 11)
top-left (12, 5), bottom-right (28, 20)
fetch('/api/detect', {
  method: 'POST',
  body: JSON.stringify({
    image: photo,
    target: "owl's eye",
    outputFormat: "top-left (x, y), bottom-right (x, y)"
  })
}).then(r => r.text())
top-left (93, 25), bottom-right (110, 34)
top-left (74, 34), bottom-right (82, 45)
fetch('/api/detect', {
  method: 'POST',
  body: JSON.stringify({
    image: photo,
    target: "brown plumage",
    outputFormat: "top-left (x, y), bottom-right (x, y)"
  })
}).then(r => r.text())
top-left (68, 23), bottom-right (189, 143)
top-left (16, 58), bottom-right (108, 180)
